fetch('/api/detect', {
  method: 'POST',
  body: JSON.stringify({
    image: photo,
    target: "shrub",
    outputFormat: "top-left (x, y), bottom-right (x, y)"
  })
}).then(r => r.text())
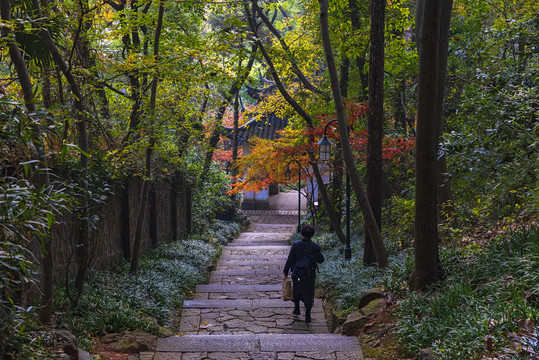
top-left (53, 232), bottom-right (224, 344)
top-left (396, 227), bottom-right (539, 359)
top-left (315, 232), bottom-right (394, 313)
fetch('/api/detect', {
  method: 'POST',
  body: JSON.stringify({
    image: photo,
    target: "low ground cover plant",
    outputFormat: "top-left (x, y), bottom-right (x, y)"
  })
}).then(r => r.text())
top-left (52, 219), bottom-right (242, 350)
top-left (314, 221), bottom-right (538, 359)
top-left (396, 226), bottom-right (539, 359)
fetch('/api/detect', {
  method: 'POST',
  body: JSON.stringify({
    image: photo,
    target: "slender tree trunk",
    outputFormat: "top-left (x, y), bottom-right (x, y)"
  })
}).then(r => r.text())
top-left (318, 0), bottom-right (388, 267)
top-left (330, 149), bottom-right (344, 233)
top-left (435, 0), bottom-right (453, 212)
top-left (364, 0), bottom-right (385, 266)
top-left (409, 0), bottom-right (453, 291)
top-left (33, 0), bottom-right (90, 303)
top-left (232, 92), bottom-right (240, 177)
top-left (130, 1), bottom-right (164, 273)
top-left (348, 0), bottom-right (369, 101)
top-left (340, 56), bottom-right (350, 99)
top-left (1, 0), bottom-right (55, 323)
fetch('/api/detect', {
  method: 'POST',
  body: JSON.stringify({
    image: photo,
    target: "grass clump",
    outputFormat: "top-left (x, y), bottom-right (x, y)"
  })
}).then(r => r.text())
top-left (396, 227), bottom-right (539, 359)
top-left (53, 229), bottom-right (222, 347)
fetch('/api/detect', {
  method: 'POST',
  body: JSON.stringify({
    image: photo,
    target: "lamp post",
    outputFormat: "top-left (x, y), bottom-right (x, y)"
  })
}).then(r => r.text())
top-left (285, 159), bottom-right (303, 233)
top-left (318, 119), bottom-right (351, 260)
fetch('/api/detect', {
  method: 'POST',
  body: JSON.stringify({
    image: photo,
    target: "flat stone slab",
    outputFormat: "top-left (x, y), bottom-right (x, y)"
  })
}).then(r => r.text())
top-left (222, 244), bottom-right (290, 255)
top-left (242, 210), bottom-right (307, 216)
top-left (183, 299), bottom-right (323, 309)
top-left (210, 274), bottom-right (283, 285)
top-left (222, 248), bottom-right (289, 256)
top-left (157, 335), bottom-right (259, 352)
top-left (219, 255), bottom-right (288, 261)
top-left (226, 242), bottom-right (290, 247)
top-left (202, 291), bottom-right (281, 300)
top-left (196, 284), bottom-right (282, 292)
top-left (179, 307), bottom-right (327, 335)
top-left (215, 264), bottom-right (282, 271)
top-left (258, 334), bottom-right (361, 352)
top-left (210, 269), bottom-right (283, 276)
top-left (157, 334), bottom-right (360, 352)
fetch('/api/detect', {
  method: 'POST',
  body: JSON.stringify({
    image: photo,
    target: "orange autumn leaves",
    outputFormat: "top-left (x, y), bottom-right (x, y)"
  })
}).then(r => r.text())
top-left (226, 103), bottom-right (414, 194)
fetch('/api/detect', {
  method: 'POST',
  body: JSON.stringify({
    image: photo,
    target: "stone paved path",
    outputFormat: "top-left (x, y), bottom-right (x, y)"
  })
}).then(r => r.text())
top-left (153, 205), bottom-right (363, 359)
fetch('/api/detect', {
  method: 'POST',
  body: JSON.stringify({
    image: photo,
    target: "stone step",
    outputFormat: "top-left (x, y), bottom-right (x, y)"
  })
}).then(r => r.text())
top-left (194, 290), bottom-right (281, 301)
top-left (235, 234), bottom-right (291, 240)
top-left (225, 241), bottom-right (289, 247)
top-left (215, 264), bottom-right (281, 271)
top-left (178, 307), bottom-right (328, 335)
top-left (183, 298), bottom-right (323, 309)
top-left (196, 284), bottom-right (281, 292)
top-left (156, 334), bottom-right (362, 353)
top-left (209, 274), bottom-right (282, 286)
top-left (219, 254), bottom-right (288, 260)
top-left (210, 269), bottom-right (282, 277)
top-left (215, 259), bottom-right (286, 268)
top-left (221, 247), bottom-right (289, 256)
top-left (235, 233), bottom-right (291, 240)
top-left (244, 224), bottom-right (297, 228)
top-left (210, 263), bottom-right (284, 282)
top-left (222, 245), bottom-right (290, 250)
top-left (242, 210), bottom-right (308, 215)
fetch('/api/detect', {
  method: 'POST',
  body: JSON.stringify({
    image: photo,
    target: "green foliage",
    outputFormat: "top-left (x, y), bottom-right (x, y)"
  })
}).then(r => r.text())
top-left (53, 236), bottom-right (220, 341)
top-left (0, 304), bottom-right (52, 359)
top-left (442, 3), bottom-right (538, 221)
top-left (396, 227), bottom-right (539, 359)
top-left (0, 176), bottom-right (70, 357)
top-left (181, 149), bottom-right (241, 233)
top-left (382, 196), bottom-right (415, 250)
top-left (315, 232), bottom-right (395, 313)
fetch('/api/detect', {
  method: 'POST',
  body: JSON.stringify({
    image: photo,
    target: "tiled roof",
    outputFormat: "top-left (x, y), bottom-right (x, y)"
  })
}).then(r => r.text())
top-left (224, 113), bottom-right (288, 143)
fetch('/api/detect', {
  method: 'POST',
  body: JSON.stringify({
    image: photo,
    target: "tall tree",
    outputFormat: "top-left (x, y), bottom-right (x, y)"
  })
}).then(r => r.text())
top-left (130, 0), bottom-right (165, 273)
top-left (409, 0), bottom-right (453, 290)
top-left (363, 0), bottom-right (385, 266)
top-left (1, 0), bottom-right (54, 324)
top-left (318, 0), bottom-right (388, 267)
top-left (33, 0), bottom-right (91, 306)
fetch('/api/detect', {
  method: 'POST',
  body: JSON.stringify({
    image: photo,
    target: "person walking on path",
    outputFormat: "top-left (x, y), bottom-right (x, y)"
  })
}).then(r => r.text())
top-left (283, 224), bottom-right (324, 323)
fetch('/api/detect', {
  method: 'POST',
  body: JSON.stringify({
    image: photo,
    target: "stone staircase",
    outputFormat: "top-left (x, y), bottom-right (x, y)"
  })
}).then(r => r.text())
top-left (154, 210), bottom-right (363, 359)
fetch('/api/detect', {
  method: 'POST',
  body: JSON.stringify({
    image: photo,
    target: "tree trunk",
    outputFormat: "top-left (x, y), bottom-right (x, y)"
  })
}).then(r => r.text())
top-left (364, 0), bottom-right (385, 266)
top-left (130, 1), bottom-right (164, 273)
top-left (435, 0), bottom-right (453, 212)
top-left (34, 0), bottom-right (90, 305)
top-left (409, 0), bottom-right (453, 291)
top-left (232, 92), bottom-right (240, 177)
top-left (348, 0), bottom-right (369, 101)
top-left (318, 0), bottom-right (388, 267)
top-left (1, 0), bottom-right (54, 323)
top-left (330, 149), bottom-right (344, 233)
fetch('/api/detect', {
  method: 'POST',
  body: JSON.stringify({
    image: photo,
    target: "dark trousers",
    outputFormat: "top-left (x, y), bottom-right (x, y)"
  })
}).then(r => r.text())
top-left (292, 278), bottom-right (315, 310)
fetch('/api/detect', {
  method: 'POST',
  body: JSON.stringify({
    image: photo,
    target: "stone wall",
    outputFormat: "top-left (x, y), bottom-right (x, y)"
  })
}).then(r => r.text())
top-left (32, 176), bottom-right (192, 285)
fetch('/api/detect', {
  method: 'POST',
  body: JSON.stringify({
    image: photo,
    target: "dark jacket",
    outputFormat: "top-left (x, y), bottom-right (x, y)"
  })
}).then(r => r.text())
top-left (284, 238), bottom-right (324, 276)
top-left (283, 238), bottom-right (324, 309)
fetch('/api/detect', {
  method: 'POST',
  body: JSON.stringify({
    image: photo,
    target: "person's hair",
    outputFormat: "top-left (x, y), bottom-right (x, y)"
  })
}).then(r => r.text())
top-left (301, 224), bottom-right (315, 238)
